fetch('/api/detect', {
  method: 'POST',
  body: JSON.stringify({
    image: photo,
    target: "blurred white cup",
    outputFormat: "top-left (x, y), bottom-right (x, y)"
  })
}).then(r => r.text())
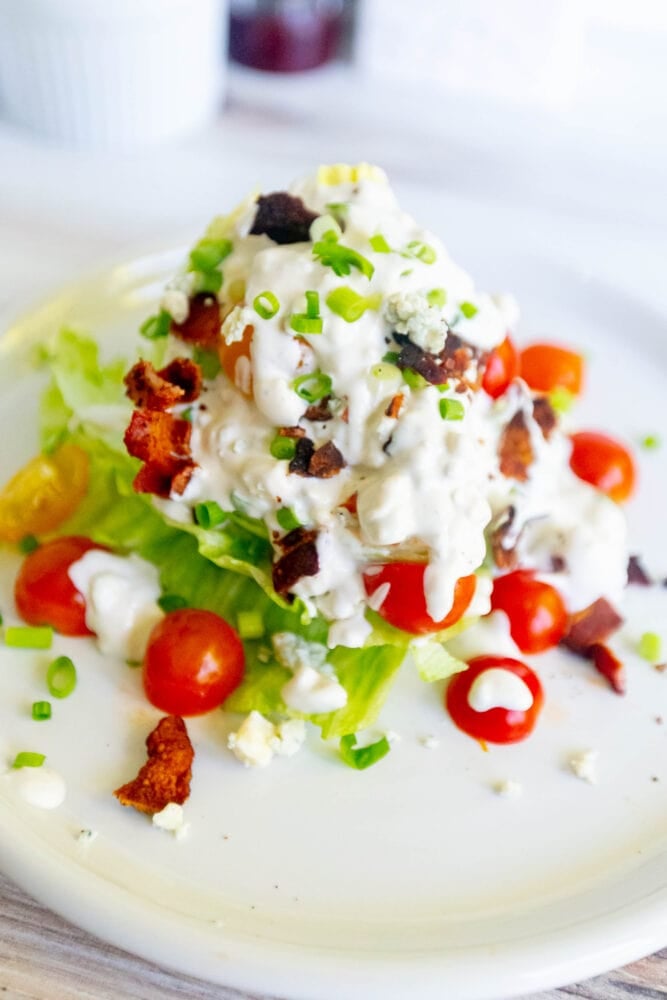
top-left (0, 0), bottom-right (227, 148)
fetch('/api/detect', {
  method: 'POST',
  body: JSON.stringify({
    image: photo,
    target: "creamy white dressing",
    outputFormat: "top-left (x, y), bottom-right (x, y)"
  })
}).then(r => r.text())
top-left (68, 551), bottom-right (164, 662)
top-left (467, 667), bottom-right (534, 713)
top-left (9, 766), bottom-right (66, 809)
top-left (155, 166), bottom-right (628, 643)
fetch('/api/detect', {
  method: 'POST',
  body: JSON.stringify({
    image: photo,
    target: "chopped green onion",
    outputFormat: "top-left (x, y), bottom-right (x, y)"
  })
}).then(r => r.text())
top-left (369, 234), bottom-right (392, 253)
top-left (192, 346), bottom-right (221, 379)
top-left (326, 287), bottom-right (382, 323)
top-left (371, 363), bottom-right (400, 380)
top-left (157, 594), bottom-right (189, 613)
top-left (325, 201), bottom-right (349, 225)
top-left (402, 369), bottom-right (428, 390)
top-left (13, 751), bottom-right (45, 769)
top-left (181, 406), bottom-right (193, 423)
top-left (276, 507), bottom-right (301, 531)
top-left (195, 500), bottom-right (226, 529)
top-left (305, 291), bottom-right (320, 320)
top-left (309, 214), bottom-right (342, 243)
top-left (436, 382), bottom-right (451, 393)
top-left (439, 398), bottom-right (465, 420)
top-left (270, 435), bottom-right (297, 461)
top-left (140, 310), bottom-right (171, 340)
top-left (339, 733), bottom-right (390, 771)
top-left (253, 291), bottom-right (280, 320)
top-left (549, 387), bottom-right (574, 414)
top-left (427, 288), bottom-right (447, 308)
top-left (32, 701), bottom-right (52, 721)
top-left (400, 269), bottom-right (413, 278)
top-left (460, 301), bottom-right (478, 319)
top-left (237, 610), bottom-right (265, 640)
top-left (5, 626), bottom-right (53, 650)
top-left (313, 241), bottom-right (374, 280)
top-left (641, 434), bottom-right (661, 450)
top-left (193, 269), bottom-right (223, 295)
top-left (292, 371), bottom-right (333, 403)
top-left (18, 535), bottom-right (39, 555)
top-left (46, 655), bottom-right (77, 699)
top-left (382, 350), bottom-right (400, 364)
top-left (404, 241), bottom-right (437, 264)
top-left (189, 238), bottom-right (233, 272)
top-left (638, 632), bottom-right (662, 663)
top-left (290, 314), bottom-right (324, 335)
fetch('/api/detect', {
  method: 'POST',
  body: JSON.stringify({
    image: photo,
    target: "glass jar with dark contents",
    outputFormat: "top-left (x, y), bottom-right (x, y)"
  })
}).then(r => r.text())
top-left (229, 0), bottom-right (345, 72)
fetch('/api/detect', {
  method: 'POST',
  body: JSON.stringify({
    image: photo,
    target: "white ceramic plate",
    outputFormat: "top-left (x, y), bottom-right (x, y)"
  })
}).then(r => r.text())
top-left (0, 240), bottom-right (666, 1000)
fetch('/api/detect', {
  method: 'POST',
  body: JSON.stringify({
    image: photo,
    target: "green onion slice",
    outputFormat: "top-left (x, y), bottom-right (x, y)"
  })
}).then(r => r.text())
top-left (193, 269), bottom-right (223, 295)
top-left (270, 435), bottom-right (297, 461)
top-left (236, 610), bottom-right (265, 640)
top-left (339, 733), bottom-right (390, 770)
top-left (404, 241), bottom-right (437, 264)
top-left (47, 655), bottom-right (77, 699)
top-left (18, 535), bottom-right (40, 555)
top-left (369, 234), bottom-right (392, 253)
top-left (427, 288), bottom-right (447, 308)
top-left (460, 301), bottom-right (478, 318)
top-left (276, 507), bottom-right (301, 531)
top-left (439, 398), bottom-right (465, 420)
top-left (13, 751), bottom-right (46, 769)
top-left (140, 310), bottom-right (171, 340)
top-left (305, 290), bottom-right (320, 319)
top-left (189, 238), bottom-right (233, 272)
top-left (641, 434), bottom-right (661, 450)
top-left (292, 371), bottom-right (333, 403)
top-left (192, 346), bottom-right (221, 379)
top-left (194, 500), bottom-right (226, 529)
top-left (32, 701), bottom-right (52, 721)
top-left (290, 314), bottom-right (323, 335)
top-left (638, 631), bottom-right (662, 663)
top-left (253, 291), bottom-right (280, 320)
top-left (326, 287), bottom-right (381, 323)
top-left (313, 241), bottom-right (374, 280)
top-left (5, 626), bottom-right (53, 650)
top-left (402, 369), bottom-right (428, 391)
top-left (382, 350), bottom-right (400, 364)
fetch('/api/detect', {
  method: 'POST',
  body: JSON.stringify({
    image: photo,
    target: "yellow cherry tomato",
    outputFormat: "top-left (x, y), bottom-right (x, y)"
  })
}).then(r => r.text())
top-left (0, 443), bottom-right (89, 542)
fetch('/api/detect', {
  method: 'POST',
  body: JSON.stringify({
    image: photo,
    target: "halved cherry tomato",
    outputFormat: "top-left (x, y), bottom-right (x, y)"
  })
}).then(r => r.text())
top-left (218, 323), bottom-right (253, 397)
top-left (519, 343), bottom-right (584, 395)
top-left (143, 608), bottom-right (245, 715)
top-left (490, 570), bottom-right (567, 653)
top-left (445, 655), bottom-right (544, 744)
top-left (0, 443), bottom-right (89, 543)
top-left (363, 563), bottom-right (476, 635)
top-left (569, 431), bottom-right (636, 503)
top-left (482, 335), bottom-right (519, 398)
top-left (14, 535), bottom-right (102, 636)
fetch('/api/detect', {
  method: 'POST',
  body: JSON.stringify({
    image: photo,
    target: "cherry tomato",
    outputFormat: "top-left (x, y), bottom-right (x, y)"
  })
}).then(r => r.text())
top-left (445, 655), bottom-right (544, 744)
top-left (482, 335), bottom-right (519, 399)
top-left (0, 443), bottom-right (89, 543)
top-left (363, 563), bottom-right (476, 635)
top-left (218, 323), bottom-right (253, 397)
top-left (519, 343), bottom-right (584, 395)
top-left (143, 608), bottom-right (245, 716)
top-left (569, 431), bottom-right (636, 503)
top-left (14, 535), bottom-right (101, 636)
top-left (490, 570), bottom-right (567, 653)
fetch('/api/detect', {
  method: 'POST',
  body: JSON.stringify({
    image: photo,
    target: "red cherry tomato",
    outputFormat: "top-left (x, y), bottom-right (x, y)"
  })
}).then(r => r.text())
top-left (445, 655), bottom-right (544, 744)
top-left (519, 343), bottom-right (584, 395)
top-left (14, 535), bottom-right (102, 636)
top-left (482, 335), bottom-right (519, 398)
top-left (490, 570), bottom-right (567, 653)
top-left (363, 563), bottom-right (476, 635)
top-left (143, 608), bottom-right (245, 716)
top-left (569, 431), bottom-right (636, 503)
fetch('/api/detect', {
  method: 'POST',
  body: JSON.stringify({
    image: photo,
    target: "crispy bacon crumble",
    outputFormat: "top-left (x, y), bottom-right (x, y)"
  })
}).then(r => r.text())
top-left (114, 715), bottom-right (194, 815)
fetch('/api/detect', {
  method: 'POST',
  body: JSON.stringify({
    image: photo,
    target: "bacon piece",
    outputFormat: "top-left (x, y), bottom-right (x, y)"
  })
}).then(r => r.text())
top-left (250, 192), bottom-right (318, 245)
top-left (498, 410), bottom-right (534, 481)
top-left (309, 441), bottom-right (346, 478)
top-left (124, 410), bottom-right (191, 465)
top-left (340, 493), bottom-right (358, 515)
top-left (171, 292), bottom-right (221, 350)
top-left (278, 425), bottom-right (307, 439)
top-left (272, 528), bottom-right (320, 597)
top-left (532, 396), bottom-right (557, 440)
top-left (396, 339), bottom-right (448, 385)
top-left (490, 506), bottom-right (519, 571)
top-left (562, 597), bottom-right (624, 655)
top-left (124, 358), bottom-right (202, 411)
top-left (590, 643), bottom-right (626, 695)
top-left (114, 715), bottom-right (194, 815)
top-left (627, 554), bottom-right (652, 586)
top-left (289, 437), bottom-right (315, 475)
top-left (304, 396), bottom-right (333, 422)
top-left (385, 393), bottom-right (404, 419)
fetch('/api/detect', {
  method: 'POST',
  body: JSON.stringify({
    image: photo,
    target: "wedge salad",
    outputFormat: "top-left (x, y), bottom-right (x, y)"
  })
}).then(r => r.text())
top-left (2, 162), bottom-right (652, 784)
